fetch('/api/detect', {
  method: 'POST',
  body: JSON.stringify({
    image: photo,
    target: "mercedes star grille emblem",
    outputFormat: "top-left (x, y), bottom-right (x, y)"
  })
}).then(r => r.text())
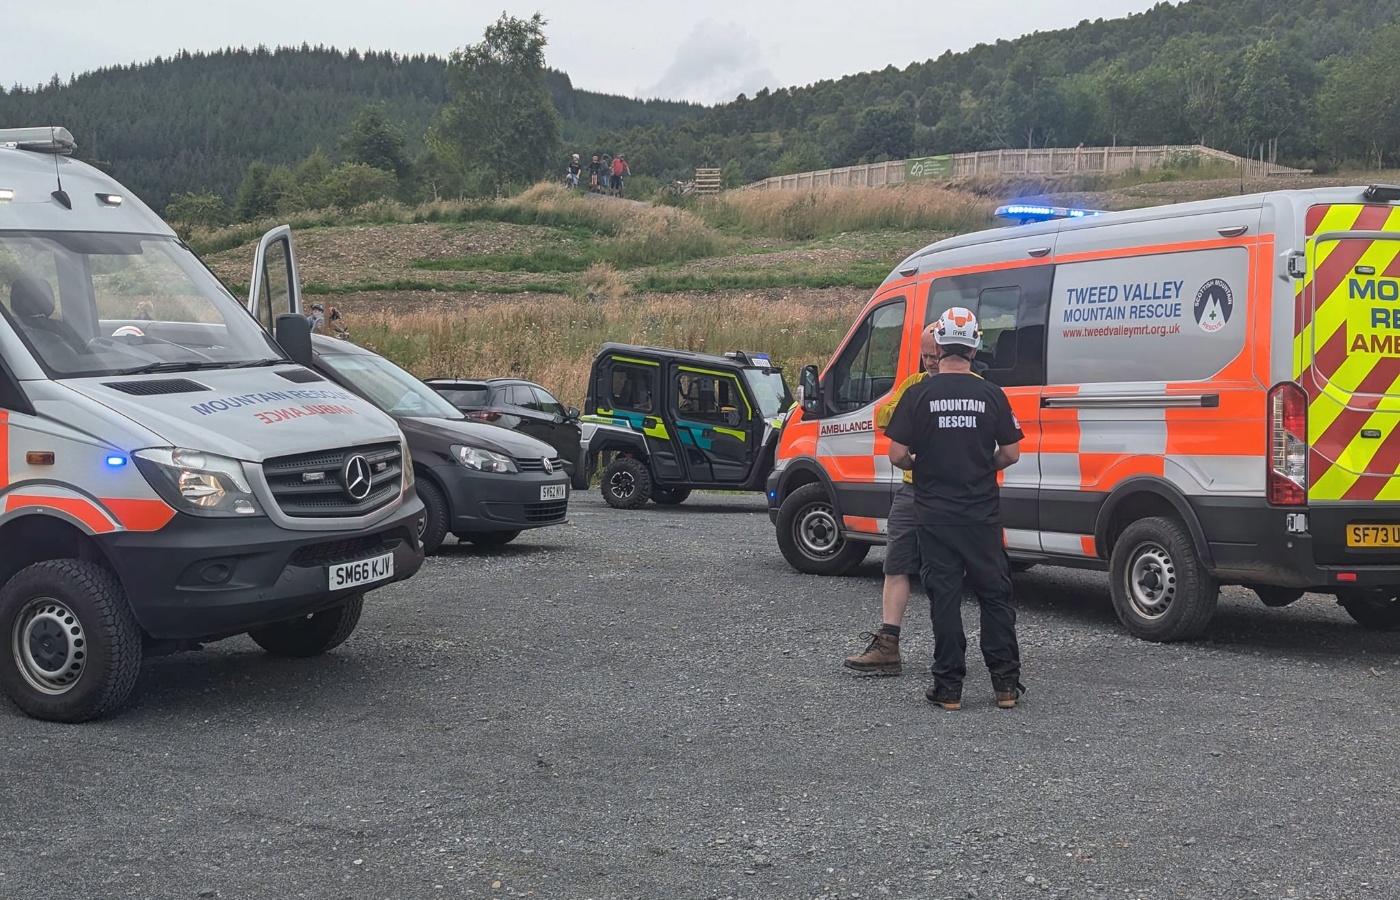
top-left (341, 454), bottom-right (373, 501)
top-left (542, 457), bottom-right (554, 474)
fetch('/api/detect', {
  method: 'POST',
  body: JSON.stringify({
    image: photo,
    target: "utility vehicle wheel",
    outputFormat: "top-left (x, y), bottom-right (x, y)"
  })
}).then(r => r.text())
top-left (1253, 585), bottom-right (1304, 608)
top-left (457, 530), bottom-right (522, 547)
top-left (652, 487), bottom-right (692, 505)
top-left (776, 483), bottom-right (870, 576)
top-left (0, 560), bottom-right (143, 723)
top-left (248, 595), bottom-right (364, 658)
top-left (602, 456), bottom-right (651, 509)
top-left (416, 479), bottom-right (449, 555)
top-left (1109, 516), bottom-right (1218, 642)
top-left (1336, 589), bottom-right (1400, 631)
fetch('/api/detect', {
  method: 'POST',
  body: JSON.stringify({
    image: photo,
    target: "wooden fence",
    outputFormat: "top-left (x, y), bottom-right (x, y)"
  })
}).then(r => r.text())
top-left (745, 144), bottom-right (1311, 191)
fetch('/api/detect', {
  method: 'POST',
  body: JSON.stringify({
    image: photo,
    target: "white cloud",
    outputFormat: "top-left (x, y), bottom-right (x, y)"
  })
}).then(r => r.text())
top-left (643, 21), bottom-right (779, 104)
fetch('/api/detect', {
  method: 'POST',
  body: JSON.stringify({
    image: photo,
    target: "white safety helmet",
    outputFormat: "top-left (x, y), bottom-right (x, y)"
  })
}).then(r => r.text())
top-left (572, 153), bottom-right (579, 160)
top-left (933, 306), bottom-right (982, 349)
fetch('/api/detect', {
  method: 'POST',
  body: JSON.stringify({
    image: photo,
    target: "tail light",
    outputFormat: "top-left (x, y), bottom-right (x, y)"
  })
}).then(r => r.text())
top-left (468, 409), bottom-right (502, 422)
top-left (1267, 382), bottom-right (1308, 506)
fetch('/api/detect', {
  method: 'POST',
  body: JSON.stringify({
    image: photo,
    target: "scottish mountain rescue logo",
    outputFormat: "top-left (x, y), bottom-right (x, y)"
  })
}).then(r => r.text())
top-left (1193, 279), bottom-right (1233, 333)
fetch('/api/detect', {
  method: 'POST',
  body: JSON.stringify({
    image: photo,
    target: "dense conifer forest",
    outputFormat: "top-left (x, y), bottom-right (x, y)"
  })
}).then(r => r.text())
top-left (3, 0), bottom-right (1398, 217)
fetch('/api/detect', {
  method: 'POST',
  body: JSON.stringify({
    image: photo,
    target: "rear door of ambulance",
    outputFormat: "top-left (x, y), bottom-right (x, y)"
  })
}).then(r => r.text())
top-left (1300, 201), bottom-right (1400, 562)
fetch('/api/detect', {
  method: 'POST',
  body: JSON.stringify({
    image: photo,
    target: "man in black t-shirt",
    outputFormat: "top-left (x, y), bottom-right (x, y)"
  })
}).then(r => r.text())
top-left (885, 307), bottom-right (1025, 711)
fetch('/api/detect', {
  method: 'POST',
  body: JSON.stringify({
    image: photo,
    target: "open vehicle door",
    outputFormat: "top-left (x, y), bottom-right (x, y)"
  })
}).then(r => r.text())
top-left (247, 225), bottom-right (302, 333)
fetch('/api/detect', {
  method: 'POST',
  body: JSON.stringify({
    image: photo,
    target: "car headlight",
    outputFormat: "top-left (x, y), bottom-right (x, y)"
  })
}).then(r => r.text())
top-left (133, 448), bottom-right (262, 517)
top-left (452, 444), bottom-right (518, 473)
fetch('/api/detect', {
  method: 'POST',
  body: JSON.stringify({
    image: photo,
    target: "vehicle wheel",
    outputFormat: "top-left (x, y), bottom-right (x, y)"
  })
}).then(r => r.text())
top-left (416, 479), bottom-right (449, 555)
top-left (601, 456), bottom-right (652, 509)
top-left (0, 559), bottom-right (143, 723)
top-left (1253, 585), bottom-right (1304, 608)
top-left (775, 483), bottom-right (870, 576)
top-left (1109, 516), bottom-right (1218, 642)
top-left (652, 487), bottom-right (691, 505)
top-left (248, 595), bottom-right (363, 658)
top-left (570, 460), bottom-right (591, 491)
top-left (1336, 589), bottom-right (1400, 630)
top-left (456, 530), bottom-right (522, 547)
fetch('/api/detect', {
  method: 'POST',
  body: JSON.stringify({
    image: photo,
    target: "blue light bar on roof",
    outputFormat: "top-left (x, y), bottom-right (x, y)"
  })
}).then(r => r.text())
top-left (995, 204), bottom-right (1105, 224)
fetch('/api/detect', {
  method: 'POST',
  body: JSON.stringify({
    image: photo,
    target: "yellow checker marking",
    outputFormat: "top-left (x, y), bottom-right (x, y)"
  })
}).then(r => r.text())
top-left (1294, 205), bottom-right (1388, 376)
top-left (1311, 370), bottom-right (1400, 499)
top-left (1300, 209), bottom-right (1400, 387)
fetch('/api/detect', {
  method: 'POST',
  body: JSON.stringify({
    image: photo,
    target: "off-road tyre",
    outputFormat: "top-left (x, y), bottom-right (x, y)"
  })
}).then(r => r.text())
top-left (457, 530), bottom-right (522, 547)
top-left (775, 483), bottom-right (870, 576)
top-left (602, 456), bottom-right (652, 509)
top-left (570, 458), bottom-right (591, 491)
top-left (1253, 585), bottom-right (1304, 608)
top-left (0, 559), bottom-right (143, 723)
top-left (416, 479), bottom-right (449, 555)
top-left (1109, 516), bottom-right (1218, 642)
top-left (652, 487), bottom-right (692, 505)
top-left (248, 595), bottom-right (364, 658)
top-left (1336, 589), bottom-right (1400, 630)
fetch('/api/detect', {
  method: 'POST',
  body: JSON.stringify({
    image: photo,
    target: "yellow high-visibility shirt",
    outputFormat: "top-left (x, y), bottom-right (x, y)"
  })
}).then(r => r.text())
top-left (878, 371), bottom-right (928, 483)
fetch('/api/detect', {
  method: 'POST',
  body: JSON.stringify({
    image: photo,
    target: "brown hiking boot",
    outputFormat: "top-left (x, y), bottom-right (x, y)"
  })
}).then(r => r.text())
top-left (843, 631), bottom-right (902, 676)
top-left (995, 682), bottom-right (1026, 709)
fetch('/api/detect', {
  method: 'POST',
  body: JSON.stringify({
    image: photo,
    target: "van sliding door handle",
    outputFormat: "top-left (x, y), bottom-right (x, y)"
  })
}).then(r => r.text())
top-left (1028, 247), bottom-right (1051, 258)
top-left (1218, 225), bottom-right (1250, 237)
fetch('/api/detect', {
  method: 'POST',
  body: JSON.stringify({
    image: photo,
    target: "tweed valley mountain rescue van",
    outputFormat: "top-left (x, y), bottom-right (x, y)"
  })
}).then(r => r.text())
top-left (0, 126), bottom-right (424, 722)
top-left (768, 185), bottom-right (1400, 642)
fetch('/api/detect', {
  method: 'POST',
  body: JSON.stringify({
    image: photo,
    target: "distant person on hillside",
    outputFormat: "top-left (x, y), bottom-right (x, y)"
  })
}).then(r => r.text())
top-left (600, 154), bottom-right (613, 192)
top-left (588, 155), bottom-right (602, 192)
top-left (611, 155), bottom-right (630, 197)
top-left (306, 303), bottom-right (325, 333)
top-left (566, 153), bottom-right (582, 188)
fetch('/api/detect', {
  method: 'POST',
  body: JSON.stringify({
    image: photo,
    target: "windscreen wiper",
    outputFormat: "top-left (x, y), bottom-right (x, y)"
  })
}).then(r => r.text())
top-left (115, 361), bottom-right (224, 375)
top-left (227, 358), bottom-right (289, 369)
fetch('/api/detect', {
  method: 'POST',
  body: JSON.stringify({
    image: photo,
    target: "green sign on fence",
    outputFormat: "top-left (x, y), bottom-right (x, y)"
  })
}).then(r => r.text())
top-left (904, 155), bottom-right (954, 181)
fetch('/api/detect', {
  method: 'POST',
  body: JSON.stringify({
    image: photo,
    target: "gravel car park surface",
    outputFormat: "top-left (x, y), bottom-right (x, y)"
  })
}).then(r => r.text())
top-left (3, 491), bottom-right (1399, 899)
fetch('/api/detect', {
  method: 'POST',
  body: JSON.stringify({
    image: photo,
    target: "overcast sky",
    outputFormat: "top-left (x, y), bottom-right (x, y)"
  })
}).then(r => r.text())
top-left (6, 1), bottom-right (1164, 104)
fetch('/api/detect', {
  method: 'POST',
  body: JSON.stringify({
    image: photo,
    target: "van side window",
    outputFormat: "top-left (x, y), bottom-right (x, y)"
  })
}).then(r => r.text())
top-left (676, 370), bottom-right (746, 423)
top-left (608, 363), bottom-right (656, 413)
top-left (926, 268), bottom-right (1052, 388)
top-left (829, 300), bottom-right (906, 412)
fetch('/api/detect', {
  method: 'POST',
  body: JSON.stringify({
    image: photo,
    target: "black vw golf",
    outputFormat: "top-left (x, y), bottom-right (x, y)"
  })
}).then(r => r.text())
top-left (309, 336), bottom-right (570, 554)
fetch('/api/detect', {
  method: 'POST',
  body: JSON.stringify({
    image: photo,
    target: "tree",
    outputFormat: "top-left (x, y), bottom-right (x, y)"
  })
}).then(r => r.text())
top-left (164, 191), bottom-right (229, 231)
top-left (233, 161), bottom-right (275, 222)
top-left (849, 103), bottom-right (916, 162)
top-left (1315, 25), bottom-right (1400, 168)
top-left (340, 103), bottom-right (410, 179)
top-left (439, 13), bottom-right (562, 189)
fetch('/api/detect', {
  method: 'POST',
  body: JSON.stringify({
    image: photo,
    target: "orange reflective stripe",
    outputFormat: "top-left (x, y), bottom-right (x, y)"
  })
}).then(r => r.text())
top-left (0, 411), bottom-right (8, 488)
top-left (843, 515), bottom-right (881, 535)
top-left (6, 494), bottom-right (116, 533)
top-left (104, 497), bottom-right (176, 532)
top-left (1080, 535), bottom-right (1097, 557)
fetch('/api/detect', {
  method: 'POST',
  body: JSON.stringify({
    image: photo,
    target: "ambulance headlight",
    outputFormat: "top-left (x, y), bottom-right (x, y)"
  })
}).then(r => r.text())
top-left (134, 448), bottom-right (263, 517)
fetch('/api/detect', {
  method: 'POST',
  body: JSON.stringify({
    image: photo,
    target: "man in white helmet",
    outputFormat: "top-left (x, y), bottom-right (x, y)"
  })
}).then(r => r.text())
top-left (883, 307), bottom-right (1026, 710)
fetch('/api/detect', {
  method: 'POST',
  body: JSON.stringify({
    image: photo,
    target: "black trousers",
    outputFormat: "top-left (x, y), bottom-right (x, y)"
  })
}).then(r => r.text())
top-left (916, 522), bottom-right (1021, 692)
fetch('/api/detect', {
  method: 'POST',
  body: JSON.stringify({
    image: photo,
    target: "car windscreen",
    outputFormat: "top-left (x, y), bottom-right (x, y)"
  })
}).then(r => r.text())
top-left (0, 231), bottom-right (285, 378)
top-left (742, 368), bottom-right (793, 418)
top-left (319, 352), bottom-right (465, 419)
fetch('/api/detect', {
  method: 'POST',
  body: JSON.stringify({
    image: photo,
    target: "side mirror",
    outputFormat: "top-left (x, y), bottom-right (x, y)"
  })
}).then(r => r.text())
top-left (799, 365), bottom-right (823, 417)
top-left (275, 313), bottom-right (313, 368)
top-left (566, 407), bottom-right (580, 421)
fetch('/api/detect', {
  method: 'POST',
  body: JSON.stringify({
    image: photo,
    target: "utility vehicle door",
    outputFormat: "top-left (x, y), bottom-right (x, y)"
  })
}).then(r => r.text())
top-left (596, 353), bottom-right (682, 479)
top-left (668, 364), bottom-right (763, 483)
top-left (246, 225), bottom-right (302, 334)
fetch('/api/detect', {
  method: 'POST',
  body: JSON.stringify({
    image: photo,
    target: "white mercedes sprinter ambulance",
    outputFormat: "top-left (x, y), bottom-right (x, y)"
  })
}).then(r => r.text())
top-left (770, 186), bottom-right (1400, 642)
top-left (0, 127), bottom-right (424, 721)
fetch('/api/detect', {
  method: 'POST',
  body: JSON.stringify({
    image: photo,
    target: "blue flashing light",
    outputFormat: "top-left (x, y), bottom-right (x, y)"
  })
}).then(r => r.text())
top-left (995, 204), bottom-right (1105, 225)
top-left (105, 455), bottom-right (127, 468)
